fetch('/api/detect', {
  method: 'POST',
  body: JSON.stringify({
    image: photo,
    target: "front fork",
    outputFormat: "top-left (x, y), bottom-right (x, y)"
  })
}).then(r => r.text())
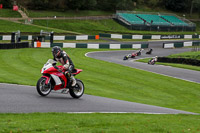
top-left (42, 76), bottom-right (51, 88)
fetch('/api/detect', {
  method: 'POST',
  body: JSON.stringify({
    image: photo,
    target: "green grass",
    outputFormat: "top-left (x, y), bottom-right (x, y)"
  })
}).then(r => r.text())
top-left (0, 19), bottom-right (75, 34)
top-left (0, 48), bottom-right (199, 113)
top-left (33, 19), bottom-right (128, 35)
top-left (28, 10), bottom-right (114, 18)
top-left (33, 19), bottom-right (200, 35)
top-left (0, 9), bottom-right (21, 18)
top-left (0, 113), bottom-right (200, 133)
top-left (167, 51), bottom-right (200, 60)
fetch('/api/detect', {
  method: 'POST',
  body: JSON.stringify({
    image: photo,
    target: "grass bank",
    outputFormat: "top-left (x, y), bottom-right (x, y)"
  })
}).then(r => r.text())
top-left (167, 51), bottom-right (200, 60)
top-left (33, 19), bottom-right (200, 35)
top-left (0, 48), bottom-right (199, 113)
top-left (0, 113), bottom-right (199, 133)
top-left (0, 19), bottom-right (68, 34)
top-left (0, 9), bottom-right (21, 18)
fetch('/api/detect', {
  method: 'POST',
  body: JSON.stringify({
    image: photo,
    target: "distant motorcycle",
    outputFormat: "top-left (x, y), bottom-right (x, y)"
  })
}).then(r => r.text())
top-left (146, 48), bottom-right (153, 54)
top-left (123, 52), bottom-right (137, 60)
top-left (123, 54), bottom-right (132, 60)
top-left (148, 56), bottom-right (157, 65)
top-left (136, 49), bottom-right (144, 56)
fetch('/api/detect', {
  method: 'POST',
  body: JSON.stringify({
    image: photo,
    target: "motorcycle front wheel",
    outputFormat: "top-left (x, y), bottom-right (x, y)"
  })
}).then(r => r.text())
top-left (36, 77), bottom-right (51, 96)
top-left (69, 79), bottom-right (84, 98)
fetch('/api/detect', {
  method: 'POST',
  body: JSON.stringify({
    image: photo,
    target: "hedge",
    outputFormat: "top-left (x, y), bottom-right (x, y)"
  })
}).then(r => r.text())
top-left (158, 57), bottom-right (200, 66)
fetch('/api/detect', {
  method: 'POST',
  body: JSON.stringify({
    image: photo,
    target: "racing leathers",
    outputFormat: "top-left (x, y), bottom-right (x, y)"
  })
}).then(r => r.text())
top-left (53, 50), bottom-right (76, 86)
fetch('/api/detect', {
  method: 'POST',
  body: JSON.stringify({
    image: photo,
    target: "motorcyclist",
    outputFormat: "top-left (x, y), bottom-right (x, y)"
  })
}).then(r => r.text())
top-left (136, 49), bottom-right (144, 56)
top-left (153, 56), bottom-right (158, 62)
top-left (51, 46), bottom-right (76, 86)
top-left (146, 48), bottom-right (153, 54)
top-left (131, 52), bottom-right (137, 58)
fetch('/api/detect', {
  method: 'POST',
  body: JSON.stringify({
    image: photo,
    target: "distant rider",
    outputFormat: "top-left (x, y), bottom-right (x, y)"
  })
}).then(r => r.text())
top-left (51, 46), bottom-right (76, 86)
top-left (153, 56), bottom-right (158, 62)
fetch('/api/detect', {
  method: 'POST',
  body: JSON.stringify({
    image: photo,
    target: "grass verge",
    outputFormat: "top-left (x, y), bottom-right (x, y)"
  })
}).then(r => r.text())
top-left (0, 19), bottom-right (69, 34)
top-left (0, 9), bottom-right (21, 18)
top-left (0, 113), bottom-right (200, 133)
top-left (33, 19), bottom-right (200, 35)
top-left (167, 51), bottom-right (200, 60)
top-left (0, 48), bottom-right (199, 113)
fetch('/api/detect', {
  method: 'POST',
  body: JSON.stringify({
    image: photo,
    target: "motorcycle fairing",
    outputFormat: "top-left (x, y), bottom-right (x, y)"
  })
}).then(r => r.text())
top-left (72, 69), bottom-right (83, 75)
top-left (51, 74), bottom-right (62, 85)
top-left (42, 73), bottom-right (67, 90)
top-left (42, 76), bottom-right (50, 85)
top-left (51, 73), bottom-right (67, 90)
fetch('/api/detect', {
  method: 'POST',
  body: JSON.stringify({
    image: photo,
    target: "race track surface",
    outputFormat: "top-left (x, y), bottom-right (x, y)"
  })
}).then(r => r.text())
top-left (0, 83), bottom-right (196, 114)
top-left (86, 47), bottom-right (200, 84)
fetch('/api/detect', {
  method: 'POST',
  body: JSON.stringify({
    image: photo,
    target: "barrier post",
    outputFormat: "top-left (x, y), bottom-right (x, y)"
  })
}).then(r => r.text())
top-left (50, 32), bottom-right (54, 44)
top-left (11, 32), bottom-right (15, 43)
top-left (16, 30), bottom-right (21, 43)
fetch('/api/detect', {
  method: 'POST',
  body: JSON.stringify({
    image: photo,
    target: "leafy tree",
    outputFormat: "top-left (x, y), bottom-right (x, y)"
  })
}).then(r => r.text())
top-left (27, 0), bottom-right (49, 10)
top-left (189, 0), bottom-right (200, 17)
top-left (147, 0), bottom-right (160, 7)
top-left (164, 0), bottom-right (187, 12)
top-left (81, 0), bottom-right (97, 10)
top-left (0, 0), bottom-right (12, 8)
top-left (116, 0), bottom-right (134, 10)
top-left (67, 0), bottom-right (84, 11)
top-left (193, 0), bottom-right (200, 18)
top-left (96, 0), bottom-right (117, 11)
top-left (49, 0), bottom-right (67, 11)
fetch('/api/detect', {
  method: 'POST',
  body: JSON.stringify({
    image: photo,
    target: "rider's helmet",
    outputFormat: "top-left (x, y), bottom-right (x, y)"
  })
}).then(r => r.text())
top-left (52, 46), bottom-right (62, 58)
top-left (155, 56), bottom-right (158, 58)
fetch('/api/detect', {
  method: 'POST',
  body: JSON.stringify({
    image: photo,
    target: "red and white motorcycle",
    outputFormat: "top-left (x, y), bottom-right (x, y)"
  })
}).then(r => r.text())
top-left (36, 59), bottom-right (84, 98)
top-left (148, 57), bottom-right (157, 65)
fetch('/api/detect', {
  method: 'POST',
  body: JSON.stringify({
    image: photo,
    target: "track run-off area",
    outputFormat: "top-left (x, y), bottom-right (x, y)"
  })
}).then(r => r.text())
top-left (0, 41), bottom-right (199, 114)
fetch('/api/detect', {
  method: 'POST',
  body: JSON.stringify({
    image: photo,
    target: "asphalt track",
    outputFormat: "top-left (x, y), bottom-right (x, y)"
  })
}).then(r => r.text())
top-left (86, 42), bottom-right (200, 84)
top-left (0, 41), bottom-right (199, 114)
top-left (0, 83), bottom-right (196, 114)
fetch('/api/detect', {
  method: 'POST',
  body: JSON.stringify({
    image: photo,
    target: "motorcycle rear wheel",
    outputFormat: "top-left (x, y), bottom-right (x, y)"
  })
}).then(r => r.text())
top-left (36, 77), bottom-right (51, 96)
top-left (69, 79), bottom-right (84, 98)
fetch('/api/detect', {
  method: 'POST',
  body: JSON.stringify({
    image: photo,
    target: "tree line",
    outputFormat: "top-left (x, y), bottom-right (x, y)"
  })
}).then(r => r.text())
top-left (0, 0), bottom-right (199, 14)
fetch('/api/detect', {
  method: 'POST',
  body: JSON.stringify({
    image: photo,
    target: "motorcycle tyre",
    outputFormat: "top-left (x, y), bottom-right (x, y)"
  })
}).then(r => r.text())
top-left (69, 79), bottom-right (84, 99)
top-left (36, 77), bottom-right (51, 96)
top-left (123, 56), bottom-right (128, 60)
